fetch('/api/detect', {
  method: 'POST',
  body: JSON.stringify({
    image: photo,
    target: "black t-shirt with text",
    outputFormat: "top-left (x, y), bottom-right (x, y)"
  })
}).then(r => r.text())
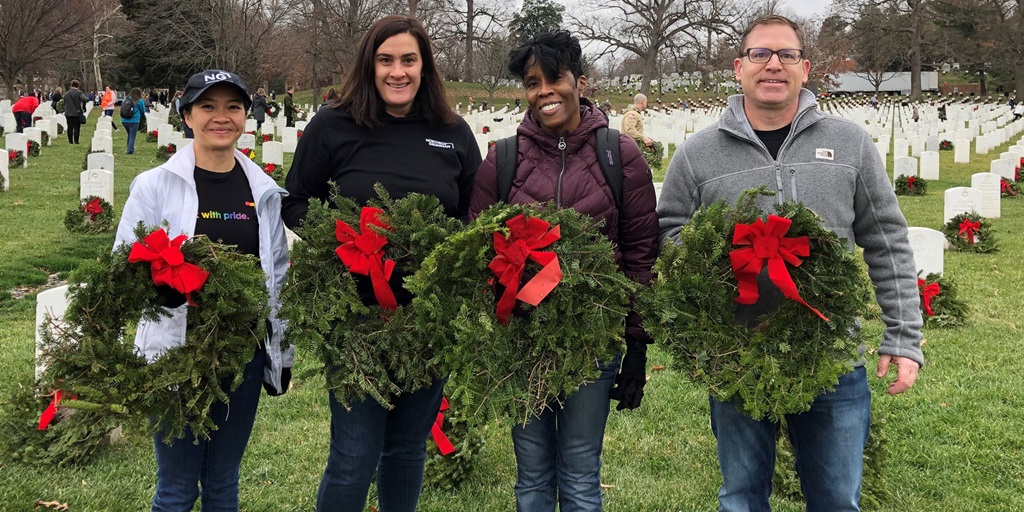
top-left (194, 162), bottom-right (260, 257)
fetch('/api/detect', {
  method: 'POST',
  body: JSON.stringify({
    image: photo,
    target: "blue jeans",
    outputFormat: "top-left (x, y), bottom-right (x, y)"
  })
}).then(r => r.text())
top-left (124, 122), bottom-right (139, 154)
top-left (710, 366), bottom-right (871, 512)
top-left (151, 348), bottom-right (266, 512)
top-left (317, 378), bottom-right (444, 512)
top-left (511, 357), bottom-right (620, 512)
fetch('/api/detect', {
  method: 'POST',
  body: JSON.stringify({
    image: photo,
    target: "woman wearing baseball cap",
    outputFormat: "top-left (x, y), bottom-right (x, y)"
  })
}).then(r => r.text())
top-left (282, 16), bottom-right (481, 512)
top-left (114, 69), bottom-right (292, 511)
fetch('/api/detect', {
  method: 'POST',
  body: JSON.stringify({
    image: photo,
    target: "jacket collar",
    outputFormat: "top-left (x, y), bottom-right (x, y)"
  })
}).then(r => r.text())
top-left (721, 88), bottom-right (824, 142)
top-left (518, 97), bottom-right (608, 152)
top-left (160, 141), bottom-right (287, 209)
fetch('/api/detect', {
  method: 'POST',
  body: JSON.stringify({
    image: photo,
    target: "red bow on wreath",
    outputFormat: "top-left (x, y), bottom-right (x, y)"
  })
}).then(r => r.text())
top-left (335, 208), bottom-right (397, 311)
top-left (1001, 179), bottom-right (1015, 196)
top-left (37, 390), bottom-right (64, 430)
top-left (917, 278), bottom-right (940, 317)
top-left (431, 397), bottom-right (455, 456)
top-left (729, 215), bottom-right (829, 322)
top-left (84, 198), bottom-right (103, 220)
top-left (906, 176), bottom-right (917, 190)
top-left (958, 219), bottom-right (980, 245)
top-left (264, 163), bottom-right (276, 175)
top-left (489, 214), bottom-right (563, 325)
top-left (128, 229), bottom-right (210, 306)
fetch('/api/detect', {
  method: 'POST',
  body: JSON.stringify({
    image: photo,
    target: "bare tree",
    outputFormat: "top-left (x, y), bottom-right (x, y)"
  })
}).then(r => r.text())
top-left (0, 0), bottom-right (93, 97)
top-left (89, 0), bottom-right (125, 91)
top-left (851, 4), bottom-right (906, 95)
top-left (570, 0), bottom-right (746, 96)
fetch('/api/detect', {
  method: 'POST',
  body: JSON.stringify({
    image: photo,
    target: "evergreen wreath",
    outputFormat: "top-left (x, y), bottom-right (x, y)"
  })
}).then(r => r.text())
top-left (261, 133), bottom-right (274, 144)
top-left (9, 149), bottom-right (25, 168)
top-left (82, 150), bottom-right (105, 170)
top-left (0, 169), bottom-right (5, 191)
top-left (266, 100), bottom-right (281, 118)
top-left (918, 272), bottom-right (969, 328)
top-left (146, 130), bottom-right (158, 143)
top-left (423, 385), bottom-right (487, 490)
top-left (0, 125), bottom-right (4, 137)
top-left (261, 162), bottom-right (284, 186)
top-left (895, 175), bottom-right (927, 196)
top-left (641, 140), bottom-right (665, 172)
top-left (28, 140), bottom-right (40, 157)
top-left (637, 187), bottom-right (872, 420)
top-left (64, 196), bottom-right (114, 234)
top-left (33, 223), bottom-right (271, 453)
top-left (57, 123), bottom-right (64, 135)
top-left (157, 144), bottom-right (177, 161)
top-left (41, 132), bottom-right (50, 147)
top-left (938, 139), bottom-right (953, 151)
top-left (407, 203), bottom-right (635, 424)
top-left (1000, 177), bottom-right (1020, 198)
top-left (943, 212), bottom-right (996, 253)
top-left (280, 184), bottom-right (464, 409)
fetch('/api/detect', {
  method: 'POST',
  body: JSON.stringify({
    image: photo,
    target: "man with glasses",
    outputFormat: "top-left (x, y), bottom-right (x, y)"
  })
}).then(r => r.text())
top-left (658, 15), bottom-right (923, 511)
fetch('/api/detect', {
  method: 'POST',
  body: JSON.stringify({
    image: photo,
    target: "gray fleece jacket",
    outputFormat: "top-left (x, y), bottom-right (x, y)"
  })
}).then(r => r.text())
top-left (657, 89), bottom-right (924, 368)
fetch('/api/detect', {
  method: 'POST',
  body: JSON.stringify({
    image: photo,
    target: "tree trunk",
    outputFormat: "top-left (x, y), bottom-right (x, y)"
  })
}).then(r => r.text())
top-left (1017, 0), bottom-right (1024, 95)
top-left (93, 31), bottom-right (103, 92)
top-left (909, 0), bottom-right (924, 101)
top-left (979, 70), bottom-right (987, 96)
top-left (408, 0), bottom-right (418, 18)
top-left (640, 49), bottom-right (658, 96)
top-left (465, 0), bottom-right (474, 82)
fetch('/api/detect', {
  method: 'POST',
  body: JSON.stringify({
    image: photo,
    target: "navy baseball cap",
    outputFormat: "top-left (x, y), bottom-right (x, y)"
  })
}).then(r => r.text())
top-left (178, 70), bottom-right (252, 114)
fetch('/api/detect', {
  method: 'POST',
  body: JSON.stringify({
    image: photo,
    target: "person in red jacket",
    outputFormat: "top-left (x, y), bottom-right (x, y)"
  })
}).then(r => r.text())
top-left (468, 29), bottom-right (658, 511)
top-left (11, 94), bottom-right (40, 133)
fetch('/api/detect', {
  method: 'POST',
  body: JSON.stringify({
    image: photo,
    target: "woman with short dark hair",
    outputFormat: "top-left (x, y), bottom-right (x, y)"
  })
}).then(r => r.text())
top-left (282, 15), bottom-right (481, 512)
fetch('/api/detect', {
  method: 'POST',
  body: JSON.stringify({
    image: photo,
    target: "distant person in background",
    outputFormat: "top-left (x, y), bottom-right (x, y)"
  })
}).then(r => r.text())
top-left (160, 90), bottom-right (167, 106)
top-left (319, 87), bottom-right (338, 111)
top-left (50, 88), bottom-right (63, 112)
top-left (252, 87), bottom-right (268, 132)
top-left (101, 86), bottom-right (118, 131)
top-left (120, 87), bottom-right (148, 155)
top-left (11, 93), bottom-right (40, 133)
top-left (599, 100), bottom-right (612, 120)
top-left (621, 93), bottom-right (652, 148)
top-left (283, 85), bottom-right (295, 127)
top-left (63, 79), bottom-right (88, 144)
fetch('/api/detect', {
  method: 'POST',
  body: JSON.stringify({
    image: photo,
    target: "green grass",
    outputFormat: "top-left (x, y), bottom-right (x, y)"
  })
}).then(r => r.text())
top-left (1, 103), bottom-right (1023, 511)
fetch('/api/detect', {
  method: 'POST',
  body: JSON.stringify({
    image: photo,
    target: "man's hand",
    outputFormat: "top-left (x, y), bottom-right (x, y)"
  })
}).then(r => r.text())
top-left (643, 137), bottom-right (653, 147)
top-left (876, 355), bottom-right (920, 395)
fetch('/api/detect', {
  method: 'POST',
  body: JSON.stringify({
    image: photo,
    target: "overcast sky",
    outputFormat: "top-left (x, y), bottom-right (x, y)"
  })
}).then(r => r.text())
top-left (779, 0), bottom-right (832, 18)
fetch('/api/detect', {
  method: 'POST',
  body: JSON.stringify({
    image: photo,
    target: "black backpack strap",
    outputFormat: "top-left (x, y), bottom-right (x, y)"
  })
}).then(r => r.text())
top-left (495, 135), bottom-right (518, 203)
top-left (594, 127), bottom-right (623, 209)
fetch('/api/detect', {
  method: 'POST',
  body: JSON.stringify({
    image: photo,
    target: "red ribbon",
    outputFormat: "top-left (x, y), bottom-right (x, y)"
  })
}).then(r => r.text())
top-left (335, 208), bottom-right (397, 311)
top-left (264, 163), bottom-right (276, 174)
top-left (906, 176), bottom-right (917, 190)
top-left (488, 214), bottom-right (563, 325)
top-left (128, 229), bottom-right (210, 307)
top-left (431, 397), bottom-right (455, 456)
top-left (729, 215), bottom-right (829, 322)
top-left (1001, 179), bottom-right (1015, 196)
top-left (84, 198), bottom-right (103, 220)
top-left (38, 390), bottom-right (64, 430)
top-left (958, 219), bottom-right (980, 245)
top-left (917, 278), bottom-right (940, 317)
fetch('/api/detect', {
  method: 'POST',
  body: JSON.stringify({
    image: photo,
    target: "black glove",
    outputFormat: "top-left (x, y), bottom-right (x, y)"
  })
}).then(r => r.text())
top-left (263, 367), bottom-right (291, 396)
top-left (609, 341), bottom-right (647, 411)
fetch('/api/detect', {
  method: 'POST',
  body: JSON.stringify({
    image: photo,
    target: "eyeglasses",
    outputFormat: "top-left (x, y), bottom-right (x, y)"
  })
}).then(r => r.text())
top-left (744, 48), bottom-right (804, 65)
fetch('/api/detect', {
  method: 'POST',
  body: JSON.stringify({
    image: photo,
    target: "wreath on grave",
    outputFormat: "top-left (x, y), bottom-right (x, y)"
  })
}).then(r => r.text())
top-left (297, 130), bottom-right (303, 139)
top-left (169, 115), bottom-right (183, 132)
top-left (157, 144), bottom-right (176, 161)
top-left (918, 272), bottom-right (969, 329)
top-left (64, 196), bottom-right (114, 234)
top-left (242, 148), bottom-right (257, 161)
top-left (8, 149), bottom-right (24, 168)
top-left (943, 212), bottom-right (997, 253)
top-left (0, 126), bottom-right (5, 137)
top-left (279, 184), bottom-right (463, 410)
top-left (22, 224), bottom-right (270, 466)
top-left (1016, 161), bottom-right (1023, 183)
top-left (0, 170), bottom-right (5, 192)
top-left (266, 100), bottom-right (281, 118)
top-left (406, 203), bottom-right (635, 424)
top-left (939, 140), bottom-right (953, 151)
top-left (41, 132), bottom-right (49, 147)
top-left (261, 133), bottom-right (273, 144)
top-left (57, 123), bottom-right (63, 135)
top-left (261, 162), bottom-right (284, 186)
top-left (895, 175), bottom-right (927, 196)
top-left (641, 140), bottom-right (664, 172)
top-left (1000, 177), bottom-right (1020, 198)
top-left (636, 187), bottom-right (872, 421)
top-left (146, 130), bottom-right (158, 143)
top-left (28, 140), bottom-right (40, 157)
top-left (82, 150), bottom-right (105, 170)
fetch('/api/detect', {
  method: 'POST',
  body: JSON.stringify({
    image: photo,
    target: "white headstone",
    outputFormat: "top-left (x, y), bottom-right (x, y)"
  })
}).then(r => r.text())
top-left (282, 127), bottom-right (298, 153)
top-left (157, 124), bottom-right (175, 146)
top-left (263, 141), bottom-right (284, 165)
top-left (894, 156), bottom-right (918, 180)
top-left (970, 173), bottom-right (1001, 219)
top-left (237, 133), bottom-right (257, 150)
top-left (295, 121), bottom-right (308, 131)
top-left (36, 120), bottom-right (53, 145)
top-left (0, 151), bottom-right (8, 191)
top-left (80, 169), bottom-right (114, 204)
top-left (167, 132), bottom-right (184, 145)
top-left (6, 132), bottom-right (28, 168)
top-left (954, 139), bottom-right (971, 163)
top-left (91, 136), bottom-right (113, 154)
top-left (926, 135), bottom-right (939, 152)
top-left (245, 119), bottom-right (257, 133)
top-left (943, 187), bottom-right (982, 224)
top-left (894, 138), bottom-right (909, 158)
top-left (2, 113), bottom-right (16, 133)
top-left (94, 129), bottom-right (111, 140)
top-left (87, 152), bottom-right (114, 173)
top-left (35, 285), bottom-right (71, 380)
top-left (919, 151), bottom-right (940, 180)
top-left (906, 227), bottom-right (945, 277)
top-left (990, 159), bottom-right (1015, 181)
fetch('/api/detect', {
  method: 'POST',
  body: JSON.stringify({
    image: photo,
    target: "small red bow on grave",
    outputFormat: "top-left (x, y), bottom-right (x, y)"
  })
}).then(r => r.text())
top-left (84, 198), bottom-right (103, 220)
top-left (730, 215), bottom-right (829, 322)
top-left (335, 208), bottom-right (397, 311)
top-left (38, 390), bottom-right (64, 430)
top-left (1001, 179), bottom-right (1015, 196)
top-left (128, 229), bottom-right (209, 306)
top-left (958, 219), bottom-right (980, 245)
top-left (489, 214), bottom-right (562, 325)
top-left (264, 163), bottom-right (276, 174)
top-left (907, 176), bottom-right (917, 189)
top-left (431, 397), bottom-right (455, 456)
top-left (917, 278), bottom-right (941, 317)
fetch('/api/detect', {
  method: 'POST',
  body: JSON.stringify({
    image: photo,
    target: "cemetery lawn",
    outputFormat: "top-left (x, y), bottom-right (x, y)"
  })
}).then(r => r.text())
top-left (0, 111), bottom-right (1022, 511)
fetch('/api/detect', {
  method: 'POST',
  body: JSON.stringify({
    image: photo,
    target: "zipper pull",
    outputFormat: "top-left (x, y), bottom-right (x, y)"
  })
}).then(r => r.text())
top-left (558, 137), bottom-right (566, 151)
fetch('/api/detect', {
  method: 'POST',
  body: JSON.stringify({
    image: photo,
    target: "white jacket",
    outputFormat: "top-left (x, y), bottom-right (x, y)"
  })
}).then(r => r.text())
top-left (114, 142), bottom-right (293, 394)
